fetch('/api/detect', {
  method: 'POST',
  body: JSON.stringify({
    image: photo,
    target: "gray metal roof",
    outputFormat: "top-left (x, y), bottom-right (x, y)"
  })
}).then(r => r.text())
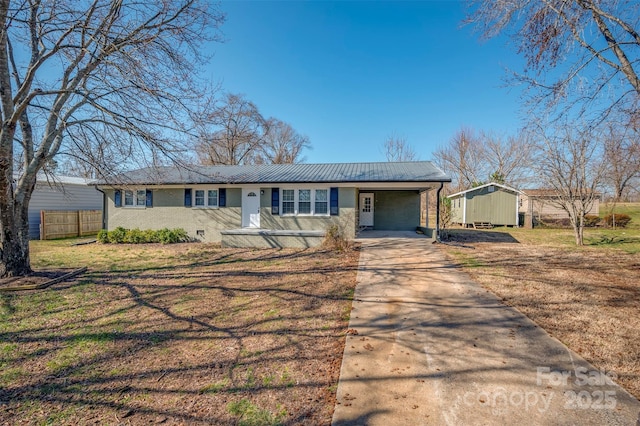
top-left (447, 182), bottom-right (521, 198)
top-left (96, 162), bottom-right (450, 186)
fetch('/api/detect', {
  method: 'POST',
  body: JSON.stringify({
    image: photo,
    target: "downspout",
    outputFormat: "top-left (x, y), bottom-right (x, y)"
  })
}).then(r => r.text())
top-left (94, 185), bottom-right (107, 231)
top-left (436, 182), bottom-right (443, 242)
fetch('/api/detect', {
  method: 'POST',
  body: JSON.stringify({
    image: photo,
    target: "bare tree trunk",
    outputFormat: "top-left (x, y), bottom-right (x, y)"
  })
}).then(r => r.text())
top-left (573, 215), bottom-right (585, 246)
top-left (0, 215), bottom-right (31, 277)
top-left (0, 146), bottom-right (33, 276)
top-left (0, 188), bottom-right (31, 277)
top-left (0, 1), bottom-right (223, 276)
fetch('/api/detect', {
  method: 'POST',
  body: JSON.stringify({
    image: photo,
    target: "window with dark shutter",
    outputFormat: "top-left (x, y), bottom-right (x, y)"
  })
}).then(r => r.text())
top-left (219, 188), bottom-right (226, 207)
top-left (330, 187), bottom-right (339, 215)
top-left (114, 190), bottom-right (122, 207)
top-left (145, 189), bottom-right (153, 207)
top-left (184, 188), bottom-right (192, 207)
top-left (271, 188), bottom-right (279, 214)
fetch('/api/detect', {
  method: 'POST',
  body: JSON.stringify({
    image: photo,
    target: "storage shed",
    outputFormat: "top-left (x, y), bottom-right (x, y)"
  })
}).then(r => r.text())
top-left (448, 183), bottom-right (521, 228)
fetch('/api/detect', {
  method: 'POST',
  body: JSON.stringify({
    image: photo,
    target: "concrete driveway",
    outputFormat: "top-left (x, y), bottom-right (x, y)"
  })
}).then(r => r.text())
top-left (332, 231), bottom-right (640, 425)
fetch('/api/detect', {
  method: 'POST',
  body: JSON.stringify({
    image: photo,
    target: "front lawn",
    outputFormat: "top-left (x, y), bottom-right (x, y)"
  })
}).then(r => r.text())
top-left (438, 226), bottom-right (640, 400)
top-left (0, 241), bottom-right (359, 425)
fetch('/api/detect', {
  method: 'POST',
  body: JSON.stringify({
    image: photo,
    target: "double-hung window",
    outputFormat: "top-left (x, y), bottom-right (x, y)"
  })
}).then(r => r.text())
top-left (124, 189), bottom-right (146, 207)
top-left (193, 189), bottom-right (219, 208)
top-left (116, 188), bottom-right (152, 208)
top-left (299, 190), bottom-right (311, 214)
top-left (315, 189), bottom-right (328, 214)
top-left (280, 188), bottom-right (329, 216)
top-left (282, 189), bottom-right (295, 214)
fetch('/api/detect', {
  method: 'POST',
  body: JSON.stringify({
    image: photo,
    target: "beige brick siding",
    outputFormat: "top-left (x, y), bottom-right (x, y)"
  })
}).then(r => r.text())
top-left (104, 187), bottom-right (357, 243)
top-left (105, 188), bottom-right (240, 242)
top-left (260, 187), bottom-right (357, 239)
top-left (221, 234), bottom-right (324, 248)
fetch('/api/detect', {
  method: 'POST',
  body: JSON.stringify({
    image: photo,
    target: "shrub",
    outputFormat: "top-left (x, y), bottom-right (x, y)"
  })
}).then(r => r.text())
top-left (157, 228), bottom-right (189, 244)
top-left (323, 222), bottom-right (352, 252)
top-left (108, 227), bottom-right (127, 243)
top-left (97, 227), bottom-right (190, 244)
top-left (536, 217), bottom-right (572, 228)
top-left (583, 215), bottom-right (601, 227)
top-left (143, 229), bottom-right (159, 243)
top-left (603, 213), bottom-right (632, 228)
top-left (97, 229), bottom-right (109, 243)
top-left (124, 228), bottom-right (146, 244)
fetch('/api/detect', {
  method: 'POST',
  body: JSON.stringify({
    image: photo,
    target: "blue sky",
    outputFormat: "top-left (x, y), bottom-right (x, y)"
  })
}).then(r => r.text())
top-left (206, 1), bottom-right (526, 163)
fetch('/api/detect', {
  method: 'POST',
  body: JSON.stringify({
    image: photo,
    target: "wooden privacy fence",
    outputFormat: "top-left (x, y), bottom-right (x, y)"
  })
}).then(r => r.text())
top-left (40, 210), bottom-right (102, 240)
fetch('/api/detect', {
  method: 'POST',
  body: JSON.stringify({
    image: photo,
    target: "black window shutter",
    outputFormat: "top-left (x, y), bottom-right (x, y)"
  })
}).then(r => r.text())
top-left (219, 188), bottom-right (226, 207)
top-left (184, 188), bottom-right (192, 207)
top-left (114, 190), bottom-right (122, 207)
top-left (145, 189), bottom-right (153, 207)
top-left (330, 187), bottom-right (339, 216)
top-left (271, 188), bottom-right (279, 215)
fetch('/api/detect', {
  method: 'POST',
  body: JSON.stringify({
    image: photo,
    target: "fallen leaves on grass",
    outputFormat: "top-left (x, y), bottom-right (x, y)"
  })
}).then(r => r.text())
top-left (439, 236), bottom-right (640, 399)
top-left (0, 243), bottom-right (359, 425)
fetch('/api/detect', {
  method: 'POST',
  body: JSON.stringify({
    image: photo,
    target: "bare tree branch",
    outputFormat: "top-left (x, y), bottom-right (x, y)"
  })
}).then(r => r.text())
top-left (0, 0), bottom-right (224, 276)
top-left (467, 0), bottom-right (640, 124)
top-left (381, 134), bottom-right (419, 162)
top-left (258, 118), bottom-right (311, 164)
top-left (533, 124), bottom-right (607, 245)
top-left (432, 127), bottom-right (487, 192)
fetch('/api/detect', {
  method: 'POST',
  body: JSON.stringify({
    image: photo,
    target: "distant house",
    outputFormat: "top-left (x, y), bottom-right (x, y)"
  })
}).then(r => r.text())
top-left (448, 183), bottom-right (521, 228)
top-left (27, 175), bottom-right (103, 239)
top-left (95, 161), bottom-right (451, 248)
top-left (519, 189), bottom-right (601, 227)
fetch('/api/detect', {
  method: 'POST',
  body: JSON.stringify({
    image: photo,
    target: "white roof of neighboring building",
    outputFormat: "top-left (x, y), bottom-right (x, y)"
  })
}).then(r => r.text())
top-left (37, 175), bottom-right (93, 185)
top-left (13, 173), bottom-right (93, 186)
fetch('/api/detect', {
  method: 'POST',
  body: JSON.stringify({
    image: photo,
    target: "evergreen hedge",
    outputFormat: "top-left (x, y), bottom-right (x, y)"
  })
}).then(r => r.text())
top-left (97, 227), bottom-right (189, 244)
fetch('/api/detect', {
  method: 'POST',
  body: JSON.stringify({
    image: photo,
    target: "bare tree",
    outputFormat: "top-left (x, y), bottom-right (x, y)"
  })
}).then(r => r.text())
top-left (603, 121), bottom-right (640, 201)
top-left (381, 134), bottom-right (419, 162)
top-left (467, 0), bottom-right (640, 124)
top-left (195, 93), bottom-right (267, 165)
top-left (434, 126), bottom-right (534, 192)
top-left (0, 0), bottom-right (223, 276)
top-left (534, 125), bottom-right (607, 246)
top-left (258, 118), bottom-right (311, 164)
top-left (432, 127), bottom-right (486, 191)
top-left (480, 131), bottom-right (534, 188)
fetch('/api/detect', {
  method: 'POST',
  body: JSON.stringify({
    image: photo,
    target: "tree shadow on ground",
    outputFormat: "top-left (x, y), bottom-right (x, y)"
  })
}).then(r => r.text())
top-left (0, 247), bottom-right (359, 425)
top-left (443, 229), bottom-right (520, 244)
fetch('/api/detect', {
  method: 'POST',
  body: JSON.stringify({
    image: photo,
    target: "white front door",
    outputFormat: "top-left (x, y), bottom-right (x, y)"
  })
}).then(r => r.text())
top-left (359, 193), bottom-right (374, 227)
top-left (242, 188), bottom-right (261, 228)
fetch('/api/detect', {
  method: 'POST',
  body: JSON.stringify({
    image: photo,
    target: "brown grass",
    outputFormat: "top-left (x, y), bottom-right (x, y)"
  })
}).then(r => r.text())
top-left (439, 229), bottom-right (640, 400)
top-left (0, 242), bottom-right (359, 425)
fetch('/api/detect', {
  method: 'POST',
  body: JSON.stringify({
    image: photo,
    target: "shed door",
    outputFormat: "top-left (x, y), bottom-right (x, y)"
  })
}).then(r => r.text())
top-left (359, 193), bottom-right (374, 227)
top-left (242, 188), bottom-right (260, 228)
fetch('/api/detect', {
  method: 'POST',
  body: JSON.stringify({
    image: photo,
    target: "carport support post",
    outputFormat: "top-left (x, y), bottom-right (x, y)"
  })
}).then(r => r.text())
top-left (436, 182), bottom-right (443, 241)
